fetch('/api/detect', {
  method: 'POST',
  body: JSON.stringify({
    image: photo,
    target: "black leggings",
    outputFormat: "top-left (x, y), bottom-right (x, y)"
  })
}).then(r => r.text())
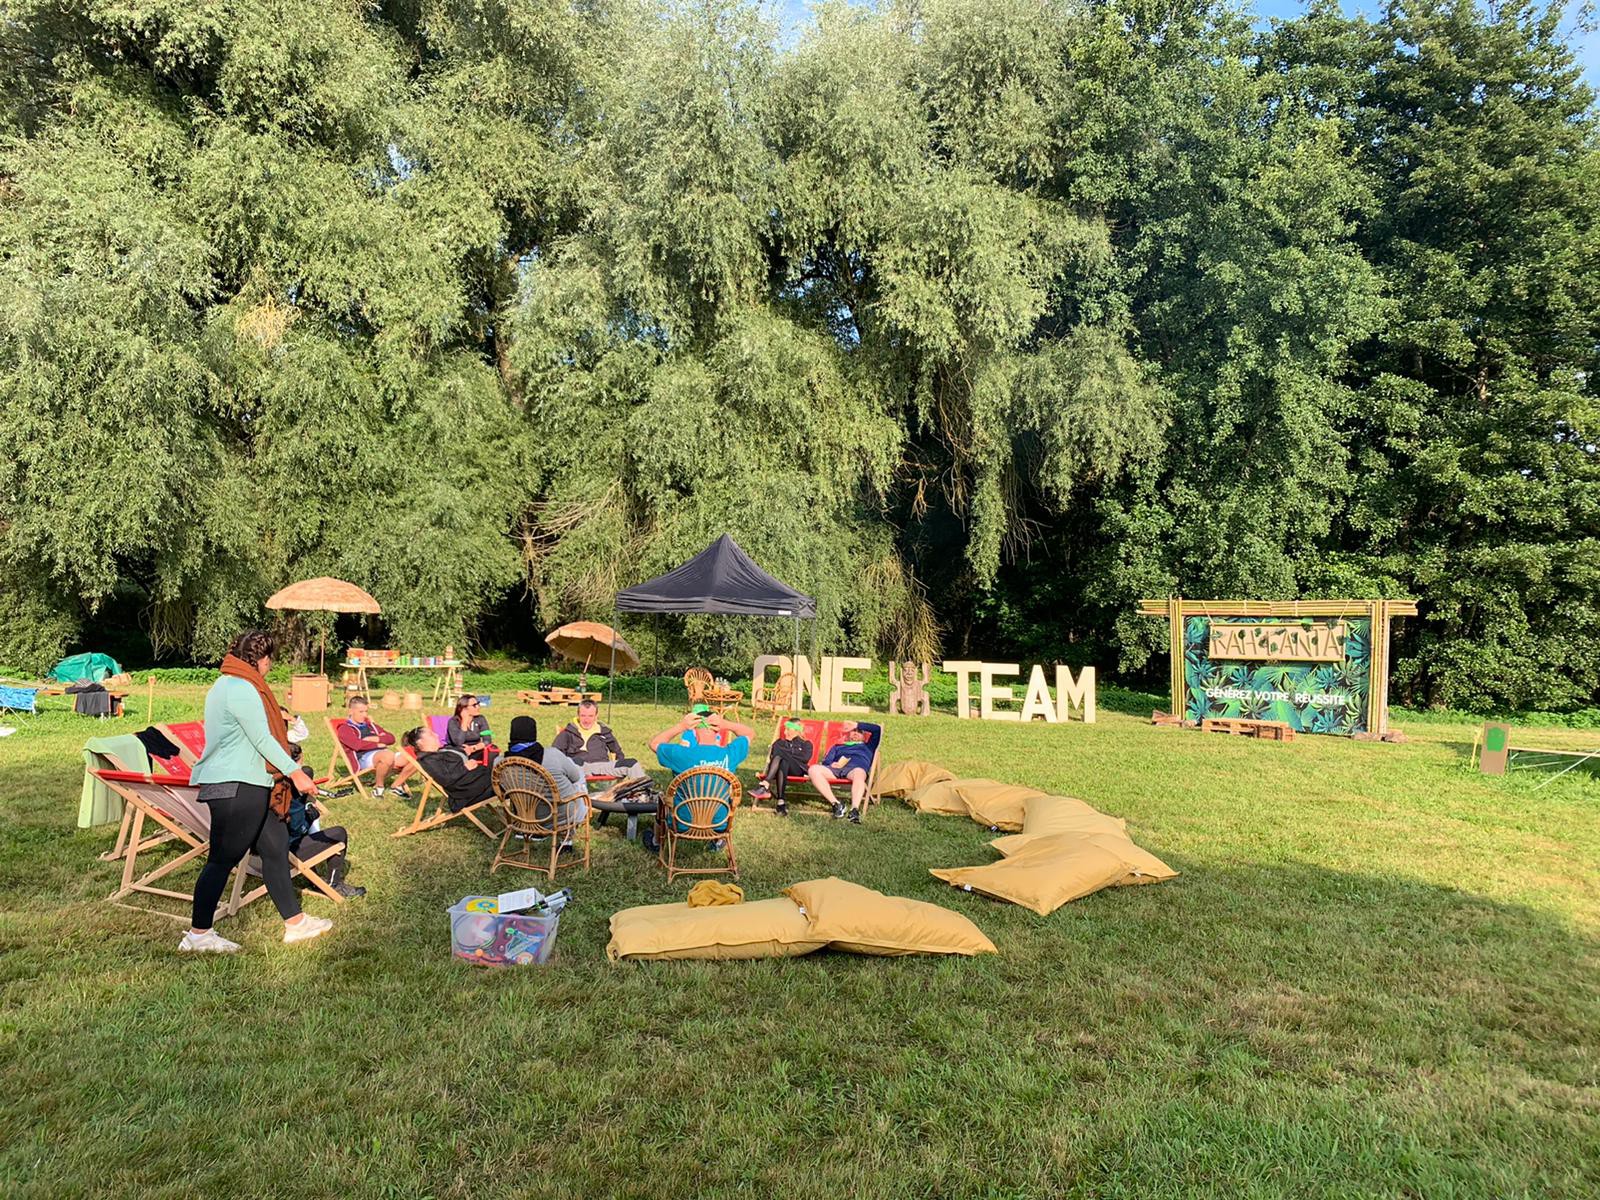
top-left (192, 784), bottom-right (301, 928)
top-left (761, 753), bottom-right (810, 802)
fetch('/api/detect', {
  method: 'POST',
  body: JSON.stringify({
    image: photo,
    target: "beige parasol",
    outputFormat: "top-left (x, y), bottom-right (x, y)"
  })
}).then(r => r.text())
top-left (266, 578), bottom-right (381, 673)
top-left (545, 621), bottom-right (640, 686)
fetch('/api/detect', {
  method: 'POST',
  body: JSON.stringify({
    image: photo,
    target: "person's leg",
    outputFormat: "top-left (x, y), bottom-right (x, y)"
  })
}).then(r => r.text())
top-left (248, 796), bottom-right (303, 921)
top-left (191, 790), bottom-right (264, 932)
top-left (847, 767), bottom-right (868, 815)
top-left (371, 748), bottom-right (395, 787)
top-left (806, 763), bottom-right (844, 815)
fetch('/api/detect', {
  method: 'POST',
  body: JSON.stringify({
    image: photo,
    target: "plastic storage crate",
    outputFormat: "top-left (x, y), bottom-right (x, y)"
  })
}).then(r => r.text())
top-left (447, 895), bottom-right (561, 967)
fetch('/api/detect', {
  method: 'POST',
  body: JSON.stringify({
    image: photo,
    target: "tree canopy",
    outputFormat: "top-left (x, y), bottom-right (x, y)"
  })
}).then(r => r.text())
top-left (1, 0), bottom-right (1595, 711)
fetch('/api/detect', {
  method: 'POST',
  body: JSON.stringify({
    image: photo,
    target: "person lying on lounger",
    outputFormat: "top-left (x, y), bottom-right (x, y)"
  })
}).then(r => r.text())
top-left (401, 725), bottom-right (495, 813)
top-left (807, 720), bottom-right (880, 824)
top-left (648, 704), bottom-right (752, 776)
top-left (749, 718), bottom-right (813, 817)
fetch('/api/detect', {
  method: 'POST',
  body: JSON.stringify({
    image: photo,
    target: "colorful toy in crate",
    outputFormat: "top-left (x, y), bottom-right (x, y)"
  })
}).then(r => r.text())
top-left (447, 891), bottom-right (571, 967)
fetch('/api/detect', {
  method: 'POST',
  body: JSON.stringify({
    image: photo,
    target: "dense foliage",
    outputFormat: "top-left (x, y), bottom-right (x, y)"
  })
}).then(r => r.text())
top-left (1, 0), bottom-right (1595, 710)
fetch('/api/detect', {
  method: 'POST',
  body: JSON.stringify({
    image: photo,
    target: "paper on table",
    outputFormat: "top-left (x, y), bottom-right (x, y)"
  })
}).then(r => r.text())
top-left (496, 885), bottom-right (545, 914)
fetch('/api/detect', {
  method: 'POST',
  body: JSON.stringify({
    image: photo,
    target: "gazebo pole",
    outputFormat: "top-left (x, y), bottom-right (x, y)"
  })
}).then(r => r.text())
top-left (607, 611), bottom-right (618, 725)
top-left (653, 614), bottom-right (661, 714)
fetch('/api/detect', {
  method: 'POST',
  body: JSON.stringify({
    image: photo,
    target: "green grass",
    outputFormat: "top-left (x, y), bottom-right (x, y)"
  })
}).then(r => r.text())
top-left (2, 686), bottom-right (1597, 1198)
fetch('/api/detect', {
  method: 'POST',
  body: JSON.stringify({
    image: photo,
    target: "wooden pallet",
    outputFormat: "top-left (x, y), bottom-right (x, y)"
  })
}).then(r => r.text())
top-left (1200, 717), bottom-right (1296, 742)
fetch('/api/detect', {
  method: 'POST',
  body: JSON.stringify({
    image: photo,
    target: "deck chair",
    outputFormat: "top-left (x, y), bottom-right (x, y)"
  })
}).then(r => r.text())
top-left (752, 718), bottom-right (882, 817)
top-left (490, 755), bottom-right (591, 878)
top-left (0, 683), bottom-right (41, 720)
top-left (751, 671), bottom-right (795, 724)
top-left (94, 770), bottom-right (343, 923)
top-left (157, 721), bottom-right (207, 771)
top-left (323, 716), bottom-right (382, 798)
top-left (657, 765), bottom-right (740, 883)
top-left (390, 749), bottom-right (501, 840)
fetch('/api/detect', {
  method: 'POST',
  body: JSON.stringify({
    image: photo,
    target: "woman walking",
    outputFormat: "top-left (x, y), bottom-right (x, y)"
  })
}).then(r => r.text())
top-left (180, 630), bottom-right (332, 953)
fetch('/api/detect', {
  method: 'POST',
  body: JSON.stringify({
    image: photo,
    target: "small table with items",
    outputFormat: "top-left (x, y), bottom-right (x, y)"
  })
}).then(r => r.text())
top-left (517, 688), bottom-right (603, 707)
top-left (341, 656), bottom-right (465, 706)
top-left (702, 686), bottom-right (743, 719)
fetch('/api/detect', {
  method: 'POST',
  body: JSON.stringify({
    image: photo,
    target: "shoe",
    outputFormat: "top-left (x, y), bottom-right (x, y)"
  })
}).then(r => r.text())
top-left (371, 787), bottom-right (385, 798)
top-left (179, 929), bottom-right (241, 954)
top-left (751, 785), bottom-right (772, 802)
top-left (641, 829), bottom-right (659, 854)
top-left (333, 881), bottom-right (366, 899)
top-left (775, 802), bottom-right (788, 817)
top-left (558, 839), bottom-right (575, 857)
top-left (284, 914), bottom-right (333, 944)
top-left (848, 808), bottom-right (861, 824)
top-left (708, 838), bottom-right (726, 851)
top-left (831, 802), bottom-right (847, 819)
top-left (390, 784), bottom-right (411, 799)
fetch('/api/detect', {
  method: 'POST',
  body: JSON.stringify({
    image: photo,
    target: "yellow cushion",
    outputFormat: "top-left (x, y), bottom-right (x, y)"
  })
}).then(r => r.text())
top-left (953, 780), bottom-right (1050, 830)
top-left (1083, 833), bottom-right (1179, 886)
top-left (930, 835), bottom-right (1134, 915)
top-left (990, 809), bottom-right (1129, 856)
top-left (606, 898), bottom-right (826, 961)
top-left (903, 779), bottom-right (973, 817)
top-left (782, 877), bottom-right (997, 957)
top-left (872, 760), bottom-right (955, 798)
top-left (1022, 793), bottom-right (1116, 833)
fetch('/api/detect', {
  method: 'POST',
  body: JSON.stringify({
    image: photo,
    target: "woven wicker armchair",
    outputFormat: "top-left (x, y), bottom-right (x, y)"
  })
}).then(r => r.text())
top-left (657, 765), bottom-right (740, 883)
top-left (683, 667), bottom-right (714, 704)
top-left (491, 755), bottom-right (591, 878)
top-left (751, 670), bottom-right (795, 725)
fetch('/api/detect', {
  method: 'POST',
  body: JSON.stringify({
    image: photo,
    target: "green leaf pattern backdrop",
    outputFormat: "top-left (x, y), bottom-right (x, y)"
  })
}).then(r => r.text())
top-left (1184, 617), bottom-right (1372, 735)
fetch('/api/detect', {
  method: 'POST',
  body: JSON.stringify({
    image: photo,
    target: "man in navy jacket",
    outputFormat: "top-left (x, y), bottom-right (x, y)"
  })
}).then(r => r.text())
top-left (806, 720), bottom-right (880, 824)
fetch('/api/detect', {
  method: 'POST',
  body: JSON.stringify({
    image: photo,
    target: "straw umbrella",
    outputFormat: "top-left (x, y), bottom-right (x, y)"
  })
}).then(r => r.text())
top-left (265, 578), bottom-right (382, 674)
top-left (545, 621), bottom-right (639, 719)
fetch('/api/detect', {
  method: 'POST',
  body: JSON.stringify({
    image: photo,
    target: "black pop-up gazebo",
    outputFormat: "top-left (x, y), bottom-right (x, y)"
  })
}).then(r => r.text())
top-left (615, 534), bottom-right (816, 712)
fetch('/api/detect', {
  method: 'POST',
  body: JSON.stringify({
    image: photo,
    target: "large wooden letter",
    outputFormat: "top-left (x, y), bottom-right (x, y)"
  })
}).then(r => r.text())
top-left (1020, 665), bottom-right (1059, 723)
top-left (794, 654), bottom-right (830, 712)
top-left (978, 663), bottom-right (1021, 721)
top-left (1055, 665), bottom-right (1096, 723)
top-left (830, 656), bottom-right (872, 714)
top-left (941, 661), bottom-right (981, 718)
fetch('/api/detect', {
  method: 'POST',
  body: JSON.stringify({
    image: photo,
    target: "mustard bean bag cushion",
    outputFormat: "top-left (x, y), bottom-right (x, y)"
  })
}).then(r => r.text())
top-left (952, 780), bottom-right (1050, 830)
top-left (607, 898), bottom-right (827, 962)
top-left (782, 877), bottom-right (997, 957)
top-left (872, 760), bottom-right (956, 799)
top-left (903, 778), bottom-right (974, 818)
top-left (989, 811), bottom-right (1130, 857)
top-left (1082, 832), bottom-right (1179, 886)
top-left (930, 835), bottom-right (1135, 915)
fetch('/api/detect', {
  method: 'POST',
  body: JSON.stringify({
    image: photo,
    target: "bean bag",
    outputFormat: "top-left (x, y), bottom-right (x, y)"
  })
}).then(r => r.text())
top-left (952, 780), bottom-right (1051, 830)
top-left (607, 898), bottom-right (826, 962)
top-left (903, 779), bottom-right (974, 818)
top-left (989, 812), bottom-right (1129, 857)
top-left (872, 760), bottom-right (956, 799)
top-left (783, 877), bottom-right (997, 957)
top-left (930, 835), bottom-right (1136, 915)
top-left (1082, 832), bottom-right (1179, 887)
top-left (989, 798), bottom-right (1128, 855)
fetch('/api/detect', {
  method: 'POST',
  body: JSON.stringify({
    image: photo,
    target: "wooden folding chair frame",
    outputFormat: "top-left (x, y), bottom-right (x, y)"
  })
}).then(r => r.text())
top-left (750, 718), bottom-right (882, 818)
top-left (489, 756), bottom-right (592, 879)
top-left (95, 771), bottom-right (344, 924)
top-left (390, 750), bottom-right (502, 840)
top-left (323, 717), bottom-right (383, 799)
top-left (657, 766), bottom-right (740, 883)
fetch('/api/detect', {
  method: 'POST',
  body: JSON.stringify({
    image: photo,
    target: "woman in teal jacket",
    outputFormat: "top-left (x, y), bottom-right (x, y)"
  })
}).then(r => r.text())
top-left (181, 630), bottom-right (327, 954)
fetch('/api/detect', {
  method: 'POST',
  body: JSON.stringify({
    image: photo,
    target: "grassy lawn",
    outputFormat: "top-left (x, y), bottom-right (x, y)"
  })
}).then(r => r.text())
top-left (2, 685), bottom-right (1597, 1199)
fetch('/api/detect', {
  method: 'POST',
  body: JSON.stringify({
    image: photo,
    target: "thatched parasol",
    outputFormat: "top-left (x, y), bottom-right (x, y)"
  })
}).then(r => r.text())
top-left (545, 621), bottom-right (640, 688)
top-left (266, 578), bottom-right (381, 673)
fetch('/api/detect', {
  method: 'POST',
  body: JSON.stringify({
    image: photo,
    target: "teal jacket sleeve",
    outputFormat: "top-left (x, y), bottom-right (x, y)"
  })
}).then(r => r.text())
top-left (230, 683), bottom-right (303, 777)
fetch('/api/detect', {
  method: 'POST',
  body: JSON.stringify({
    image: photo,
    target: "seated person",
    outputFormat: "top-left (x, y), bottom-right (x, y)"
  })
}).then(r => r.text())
top-left (648, 705), bottom-right (752, 776)
top-left (551, 700), bottom-right (646, 780)
top-left (446, 695), bottom-right (493, 761)
top-left (335, 695), bottom-right (416, 798)
top-left (806, 720), bottom-right (881, 824)
top-left (282, 741), bottom-right (364, 899)
top-left (401, 725), bottom-right (495, 813)
top-left (495, 716), bottom-right (591, 835)
top-left (749, 718), bottom-right (814, 817)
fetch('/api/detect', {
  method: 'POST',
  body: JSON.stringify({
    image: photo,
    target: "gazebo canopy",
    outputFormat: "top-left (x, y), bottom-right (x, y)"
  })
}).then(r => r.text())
top-left (615, 534), bottom-right (816, 618)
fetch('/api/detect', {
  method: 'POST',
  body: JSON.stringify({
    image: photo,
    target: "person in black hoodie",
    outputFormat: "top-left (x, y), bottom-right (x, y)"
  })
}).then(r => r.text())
top-left (401, 725), bottom-right (496, 812)
top-left (749, 718), bottom-right (814, 816)
top-left (550, 700), bottom-right (645, 780)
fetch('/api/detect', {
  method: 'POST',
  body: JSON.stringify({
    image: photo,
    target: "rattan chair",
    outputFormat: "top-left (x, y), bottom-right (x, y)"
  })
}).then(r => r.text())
top-left (683, 667), bottom-right (714, 705)
top-left (491, 755), bottom-right (591, 878)
top-left (751, 670), bottom-right (795, 725)
top-left (657, 765), bottom-right (740, 883)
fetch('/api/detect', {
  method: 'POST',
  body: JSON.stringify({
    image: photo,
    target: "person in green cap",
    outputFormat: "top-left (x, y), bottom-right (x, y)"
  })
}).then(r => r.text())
top-left (806, 720), bottom-right (881, 823)
top-left (749, 717), bottom-right (815, 816)
top-left (648, 704), bottom-right (752, 777)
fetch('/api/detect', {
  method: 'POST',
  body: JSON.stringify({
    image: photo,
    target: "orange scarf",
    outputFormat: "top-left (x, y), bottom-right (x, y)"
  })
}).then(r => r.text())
top-left (219, 653), bottom-right (294, 819)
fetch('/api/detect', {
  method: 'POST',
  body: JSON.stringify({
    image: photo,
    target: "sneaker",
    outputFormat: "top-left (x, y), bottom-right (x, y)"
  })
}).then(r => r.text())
top-left (751, 784), bottom-right (772, 802)
top-left (390, 784), bottom-right (411, 799)
top-left (848, 808), bottom-right (861, 825)
top-left (831, 802), bottom-right (847, 819)
top-left (371, 787), bottom-right (385, 798)
top-left (283, 914), bottom-right (333, 944)
top-left (178, 928), bottom-right (241, 954)
top-left (333, 881), bottom-right (366, 899)
top-left (775, 802), bottom-right (789, 817)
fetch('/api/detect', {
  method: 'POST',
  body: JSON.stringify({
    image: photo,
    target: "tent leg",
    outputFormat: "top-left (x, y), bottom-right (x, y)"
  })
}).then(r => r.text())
top-left (653, 615), bottom-right (660, 714)
top-left (607, 613), bottom-right (617, 725)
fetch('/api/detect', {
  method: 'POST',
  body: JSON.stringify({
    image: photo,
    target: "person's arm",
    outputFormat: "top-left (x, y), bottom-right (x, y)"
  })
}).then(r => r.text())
top-left (551, 726), bottom-right (579, 757)
top-left (229, 683), bottom-right (305, 778)
top-left (445, 718), bottom-right (468, 748)
top-left (338, 722), bottom-right (384, 753)
top-left (711, 715), bottom-right (753, 740)
top-left (372, 721), bottom-right (396, 747)
top-left (602, 726), bottom-right (625, 760)
top-left (648, 716), bottom-right (693, 751)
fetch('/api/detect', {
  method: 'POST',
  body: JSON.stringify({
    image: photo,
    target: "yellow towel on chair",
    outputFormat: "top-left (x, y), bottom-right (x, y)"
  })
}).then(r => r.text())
top-left (687, 880), bottom-right (745, 907)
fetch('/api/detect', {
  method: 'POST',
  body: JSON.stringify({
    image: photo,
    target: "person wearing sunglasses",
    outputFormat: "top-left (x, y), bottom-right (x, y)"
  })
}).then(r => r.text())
top-left (446, 695), bottom-right (494, 764)
top-left (749, 717), bottom-right (814, 816)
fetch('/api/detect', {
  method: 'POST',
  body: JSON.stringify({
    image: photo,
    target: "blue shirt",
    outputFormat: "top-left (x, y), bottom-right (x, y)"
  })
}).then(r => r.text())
top-left (655, 733), bottom-right (750, 777)
top-left (819, 722), bottom-right (880, 777)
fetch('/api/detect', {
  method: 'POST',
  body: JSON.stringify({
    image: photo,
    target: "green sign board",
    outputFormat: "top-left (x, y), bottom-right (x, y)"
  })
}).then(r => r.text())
top-left (1182, 615), bottom-right (1373, 735)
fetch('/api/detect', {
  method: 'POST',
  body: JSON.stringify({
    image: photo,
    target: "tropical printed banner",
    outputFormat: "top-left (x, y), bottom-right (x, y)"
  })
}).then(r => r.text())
top-left (1183, 616), bottom-right (1372, 735)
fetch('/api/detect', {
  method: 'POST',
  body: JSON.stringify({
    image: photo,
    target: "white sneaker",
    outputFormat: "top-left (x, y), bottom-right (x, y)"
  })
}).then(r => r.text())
top-left (283, 914), bottom-right (333, 944)
top-left (372, 786), bottom-right (385, 797)
top-left (179, 928), bottom-right (241, 954)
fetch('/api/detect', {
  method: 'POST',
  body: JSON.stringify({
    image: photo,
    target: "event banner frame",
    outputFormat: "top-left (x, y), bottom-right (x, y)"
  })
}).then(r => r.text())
top-left (1136, 599), bottom-right (1418, 736)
